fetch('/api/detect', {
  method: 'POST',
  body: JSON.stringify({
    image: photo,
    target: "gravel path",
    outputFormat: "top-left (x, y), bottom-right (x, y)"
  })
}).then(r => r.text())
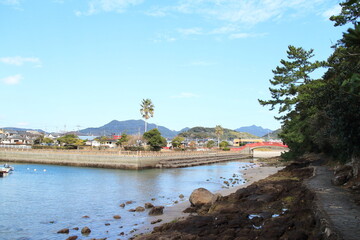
top-left (305, 166), bottom-right (360, 240)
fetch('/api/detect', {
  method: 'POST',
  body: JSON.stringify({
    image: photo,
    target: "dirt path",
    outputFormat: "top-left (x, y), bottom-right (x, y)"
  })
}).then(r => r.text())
top-left (305, 166), bottom-right (360, 240)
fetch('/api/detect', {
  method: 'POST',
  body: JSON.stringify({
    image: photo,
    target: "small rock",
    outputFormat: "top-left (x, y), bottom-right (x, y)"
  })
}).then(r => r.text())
top-left (57, 228), bottom-right (69, 234)
top-left (81, 226), bottom-right (91, 235)
top-left (82, 215), bottom-right (90, 218)
top-left (119, 232), bottom-right (125, 236)
top-left (151, 198), bottom-right (156, 201)
top-left (144, 202), bottom-right (154, 209)
top-left (126, 201), bottom-right (133, 205)
top-left (119, 203), bottom-right (125, 208)
top-left (174, 200), bottom-right (178, 204)
top-left (49, 221), bottom-right (55, 224)
top-left (105, 223), bottom-right (110, 226)
top-left (113, 215), bottom-right (121, 219)
top-left (73, 227), bottom-right (79, 231)
top-left (149, 206), bottom-right (164, 216)
top-left (128, 209), bottom-right (136, 212)
top-left (66, 236), bottom-right (78, 240)
top-left (135, 206), bottom-right (145, 212)
top-left (151, 219), bottom-right (163, 224)
top-left (179, 194), bottom-right (184, 199)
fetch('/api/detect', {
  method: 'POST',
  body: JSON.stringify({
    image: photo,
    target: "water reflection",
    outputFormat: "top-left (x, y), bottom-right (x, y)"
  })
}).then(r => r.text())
top-left (0, 160), bottom-right (252, 240)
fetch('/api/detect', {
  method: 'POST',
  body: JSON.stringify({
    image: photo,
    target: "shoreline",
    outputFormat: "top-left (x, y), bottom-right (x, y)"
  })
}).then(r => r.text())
top-left (133, 161), bottom-right (284, 238)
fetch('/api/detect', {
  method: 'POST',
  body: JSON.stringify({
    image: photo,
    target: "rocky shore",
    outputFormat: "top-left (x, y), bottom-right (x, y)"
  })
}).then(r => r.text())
top-left (134, 160), bottom-right (331, 240)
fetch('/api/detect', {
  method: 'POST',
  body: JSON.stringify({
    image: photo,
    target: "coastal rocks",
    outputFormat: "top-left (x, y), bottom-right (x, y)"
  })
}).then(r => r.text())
top-left (126, 201), bottom-right (134, 205)
top-left (189, 188), bottom-right (218, 207)
top-left (113, 215), bottom-right (121, 219)
top-left (136, 206), bottom-right (145, 212)
top-left (145, 202), bottom-right (154, 209)
top-left (151, 219), bottom-right (163, 224)
top-left (82, 215), bottom-right (90, 218)
top-left (179, 194), bottom-right (184, 199)
top-left (81, 226), bottom-right (91, 235)
top-left (66, 236), bottom-right (78, 240)
top-left (119, 203), bottom-right (125, 208)
top-left (57, 228), bottom-right (69, 234)
top-left (149, 206), bottom-right (164, 216)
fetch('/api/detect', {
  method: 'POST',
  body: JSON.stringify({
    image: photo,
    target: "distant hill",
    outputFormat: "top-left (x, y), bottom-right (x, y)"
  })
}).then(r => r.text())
top-left (235, 125), bottom-right (273, 137)
top-left (178, 127), bottom-right (258, 140)
top-left (2, 127), bottom-right (45, 133)
top-left (262, 128), bottom-right (282, 139)
top-left (79, 119), bottom-right (180, 138)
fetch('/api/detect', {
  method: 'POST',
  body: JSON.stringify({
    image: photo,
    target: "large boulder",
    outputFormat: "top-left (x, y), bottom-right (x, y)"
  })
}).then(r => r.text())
top-left (81, 226), bottom-right (91, 235)
top-left (189, 188), bottom-right (219, 207)
top-left (149, 206), bottom-right (164, 216)
top-left (332, 165), bottom-right (353, 186)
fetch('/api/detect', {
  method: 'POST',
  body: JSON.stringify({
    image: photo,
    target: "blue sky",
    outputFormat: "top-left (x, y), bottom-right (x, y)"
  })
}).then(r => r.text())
top-left (0, 0), bottom-right (347, 133)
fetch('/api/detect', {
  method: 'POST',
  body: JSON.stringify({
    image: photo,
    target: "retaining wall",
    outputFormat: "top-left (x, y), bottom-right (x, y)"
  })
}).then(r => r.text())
top-left (0, 150), bottom-right (251, 170)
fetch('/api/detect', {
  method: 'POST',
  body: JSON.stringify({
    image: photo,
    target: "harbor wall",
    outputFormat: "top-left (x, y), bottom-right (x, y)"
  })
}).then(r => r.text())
top-left (0, 150), bottom-right (251, 170)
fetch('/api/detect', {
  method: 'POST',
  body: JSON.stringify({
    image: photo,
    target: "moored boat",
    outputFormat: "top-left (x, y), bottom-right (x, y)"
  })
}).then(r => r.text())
top-left (0, 164), bottom-right (14, 177)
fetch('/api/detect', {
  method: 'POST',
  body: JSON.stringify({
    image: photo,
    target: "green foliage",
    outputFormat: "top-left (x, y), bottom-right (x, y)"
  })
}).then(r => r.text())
top-left (140, 98), bottom-right (154, 120)
top-left (43, 137), bottom-right (54, 144)
top-left (219, 141), bottom-right (229, 148)
top-left (178, 127), bottom-right (257, 140)
top-left (171, 136), bottom-right (185, 148)
top-left (116, 133), bottom-right (129, 148)
top-left (206, 140), bottom-right (215, 148)
top-left (143, 128), bottom-right (167, 151)
top-left (222, 147), bottom-right (230, 151)
top-left (330, 0), bottom-right (360, 26)
top-left (261, 1), bottom-right (360, 163)
top-left (57, 134), bottom-right (84, 146)
top-left (259, 45), bottom-right (325, 121)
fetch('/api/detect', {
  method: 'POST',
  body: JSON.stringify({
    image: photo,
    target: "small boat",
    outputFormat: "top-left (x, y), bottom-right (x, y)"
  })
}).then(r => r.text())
top-left (0, 164), bottom-right (14, 177)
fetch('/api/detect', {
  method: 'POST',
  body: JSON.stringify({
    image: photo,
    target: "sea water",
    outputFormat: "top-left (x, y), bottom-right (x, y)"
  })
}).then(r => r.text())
top-left (0, 160), bottom-right (253, 240)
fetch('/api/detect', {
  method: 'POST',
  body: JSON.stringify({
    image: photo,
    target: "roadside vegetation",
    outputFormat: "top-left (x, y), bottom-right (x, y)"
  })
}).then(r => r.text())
top-left (259, 0), bottom-right (360, 165)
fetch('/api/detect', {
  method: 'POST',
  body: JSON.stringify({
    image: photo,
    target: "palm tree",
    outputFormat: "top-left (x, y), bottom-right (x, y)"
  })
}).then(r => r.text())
top-left (215, 125), bottom-right (224, 148)
top-left (140, 98), bottom-right (155, 133)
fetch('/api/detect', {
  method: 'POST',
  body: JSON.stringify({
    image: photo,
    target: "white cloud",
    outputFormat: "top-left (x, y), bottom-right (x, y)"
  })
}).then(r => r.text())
top-left (171, 92), bottom-right (199, 98)
top-left (76, 0), bottom-right (144, 16)
top-left (229, 32), bottom-right (267, 39)
top-left (0, 56), bottom-right (42, 67)
top-left (1, 0), bottom-right (20, 5)
top-left (177, 27), bottom-right (203, 35)
top-left (152, 33), bottom-right (176, 43)
top-left (322, 5), bottom-right (341, 20)
top-left (1, 74), bottom-right (23, 85)
top-left (148, 0), bottom-right (329, 25)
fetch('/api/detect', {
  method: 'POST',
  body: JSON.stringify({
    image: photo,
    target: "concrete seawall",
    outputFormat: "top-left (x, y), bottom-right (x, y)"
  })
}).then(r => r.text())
top-left (0, 150), bottom-right (252, 170)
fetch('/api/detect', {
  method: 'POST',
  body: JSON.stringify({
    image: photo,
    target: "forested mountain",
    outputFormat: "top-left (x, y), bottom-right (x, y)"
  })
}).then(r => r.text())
top-left (235, 125), bottom-right (273, 137)
top-left (79, 120), bottom-right (181, 138)
top-left (178, 127), bottom-right (258, 140)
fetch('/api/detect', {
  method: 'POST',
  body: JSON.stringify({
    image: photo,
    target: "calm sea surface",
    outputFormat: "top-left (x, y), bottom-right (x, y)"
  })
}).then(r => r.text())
top-left (0, 160), bottom-right (253, 240)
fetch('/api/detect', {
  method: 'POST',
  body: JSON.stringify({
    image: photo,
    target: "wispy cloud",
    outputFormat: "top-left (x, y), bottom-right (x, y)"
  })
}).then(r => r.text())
top-left (322, 4), bottom-right (341, 20)
top-left (0, 56), bottom-right (42, 67)
top-left (171, 92), bottom-right (199, 99)
top-left (148, 0), bottom-right (329, 25)
top-left (177, 27), bottom-right (203, 36)
top-left (1, 74), bottom-right (23, 85)
top-left (75, 0), bottom-right (144, 16)
top-left (0, 0), bottom-right (20, 5)
top-left (152, 33), bottom-right (176, 43)
top-left (229, 32), bottom-right (267, 39)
